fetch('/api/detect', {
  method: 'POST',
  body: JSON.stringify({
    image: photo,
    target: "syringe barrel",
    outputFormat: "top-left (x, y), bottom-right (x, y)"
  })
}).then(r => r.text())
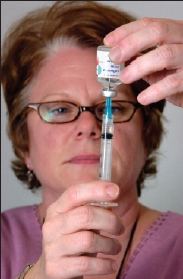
top-left (99, 116), bottom-right (114, 181)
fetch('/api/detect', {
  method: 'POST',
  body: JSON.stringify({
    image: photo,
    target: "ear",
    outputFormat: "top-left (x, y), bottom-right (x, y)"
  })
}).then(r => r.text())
top-left (24, 152), bottom-right (33, 170)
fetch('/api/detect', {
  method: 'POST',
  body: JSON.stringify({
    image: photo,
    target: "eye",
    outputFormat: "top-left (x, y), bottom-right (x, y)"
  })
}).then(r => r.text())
top-left (45, 102), bottom-right (74, 116)
top-left (111, 106), bottom-right (120, 114)
top-left (39, 102), bottom-right (77, 123)
top-left (112, 104), bottom-right (126, 114)
top-left (98, 106), bottom-right (105, 114)
top-left (96, 103), bottom-right (105, 117)
top-left (49, 106), bottom-right (69, 115)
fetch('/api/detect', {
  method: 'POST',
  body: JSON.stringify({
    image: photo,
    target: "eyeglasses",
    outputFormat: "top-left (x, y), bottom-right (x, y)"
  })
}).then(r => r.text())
top-left (26, 100), bottom-right (142, 124)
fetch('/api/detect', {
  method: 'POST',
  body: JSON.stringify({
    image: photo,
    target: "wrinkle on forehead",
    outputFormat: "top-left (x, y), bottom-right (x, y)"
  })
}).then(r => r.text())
top-left (28, 46), bottom-right (136, 104)
top-left (33, 47), bottom-right (96, 83)
top-left (28, 47), bottom-right (103, 103)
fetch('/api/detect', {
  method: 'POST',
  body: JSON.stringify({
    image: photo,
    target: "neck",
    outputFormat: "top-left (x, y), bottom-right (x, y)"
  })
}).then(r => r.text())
top-left (113, 184), bottom-right (140, 232)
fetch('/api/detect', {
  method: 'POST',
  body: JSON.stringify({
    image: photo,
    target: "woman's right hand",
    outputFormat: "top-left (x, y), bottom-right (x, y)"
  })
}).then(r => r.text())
top-left (34, 181), bottom-right (123, 278)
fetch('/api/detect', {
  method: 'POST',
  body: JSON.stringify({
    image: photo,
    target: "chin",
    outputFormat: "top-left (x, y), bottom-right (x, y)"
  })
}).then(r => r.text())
top-left (72, 172), bottom-right (99, 184)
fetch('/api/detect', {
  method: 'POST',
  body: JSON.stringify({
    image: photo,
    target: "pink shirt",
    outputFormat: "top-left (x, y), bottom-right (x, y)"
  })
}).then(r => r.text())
top-left (1, 205), bottom-right (183, 279)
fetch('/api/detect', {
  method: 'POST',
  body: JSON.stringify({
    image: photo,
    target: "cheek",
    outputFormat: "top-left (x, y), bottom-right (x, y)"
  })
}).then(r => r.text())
top-left (111, 123), bottom-right (147, 187)
top-left (113, 125), bottom-right (134, 150)
top-left (27, 120), bottom-right (69, 160)
top-left (113, 123), bottom-right (146, 166)
top-left (30, 126), bottom-right (55, 149)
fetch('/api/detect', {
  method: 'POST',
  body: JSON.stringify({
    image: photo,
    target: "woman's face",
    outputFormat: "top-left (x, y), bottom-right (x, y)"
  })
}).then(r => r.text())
top-left (25, 46), bottom-right (146, 204)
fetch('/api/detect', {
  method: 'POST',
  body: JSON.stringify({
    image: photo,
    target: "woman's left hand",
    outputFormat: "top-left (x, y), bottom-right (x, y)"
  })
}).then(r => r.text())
top-left (104, 18), bottom-right (183, 107)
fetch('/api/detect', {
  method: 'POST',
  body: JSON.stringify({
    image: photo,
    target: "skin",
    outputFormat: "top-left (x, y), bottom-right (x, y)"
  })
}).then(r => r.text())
top-left (18, 17), bottom-right (182, 279)
top-left (104, 18), bottom-right (183, 107)
top-left (24, 47), bottom-right (147, 215)
top-left (23, 46), bottom-right (150, 278)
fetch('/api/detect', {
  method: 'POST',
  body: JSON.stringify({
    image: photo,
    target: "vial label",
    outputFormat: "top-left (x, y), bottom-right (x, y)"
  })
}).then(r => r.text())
top-left (97, 46), bottom-right (120, 79)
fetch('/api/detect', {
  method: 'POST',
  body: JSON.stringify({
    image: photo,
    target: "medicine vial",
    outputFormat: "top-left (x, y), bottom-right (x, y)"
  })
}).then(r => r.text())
top-left (96, 45), bottom-right (123, 95)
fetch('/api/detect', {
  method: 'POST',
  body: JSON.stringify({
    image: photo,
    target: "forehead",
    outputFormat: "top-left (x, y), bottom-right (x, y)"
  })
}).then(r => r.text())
top-left (29, 46), bottom-right (136, 102)
top-left (36, 46), bottom-right (97, 81)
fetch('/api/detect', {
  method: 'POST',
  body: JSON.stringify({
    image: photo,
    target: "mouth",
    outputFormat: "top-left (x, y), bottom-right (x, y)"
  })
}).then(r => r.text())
top-left (67, 154), bottom-right (100, 164)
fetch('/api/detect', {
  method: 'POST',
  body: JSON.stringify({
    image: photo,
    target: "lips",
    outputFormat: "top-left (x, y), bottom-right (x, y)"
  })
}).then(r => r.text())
top-left (68, 154), bottom-right (100, 164)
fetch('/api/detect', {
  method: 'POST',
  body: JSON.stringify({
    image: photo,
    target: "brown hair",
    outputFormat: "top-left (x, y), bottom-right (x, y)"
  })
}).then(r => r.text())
top-left (1, 1), bottom-right (165, 195)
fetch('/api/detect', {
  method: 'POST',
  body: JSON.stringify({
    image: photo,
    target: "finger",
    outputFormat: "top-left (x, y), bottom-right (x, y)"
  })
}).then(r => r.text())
top-left (104, 19), bottom-right (147, 46)
top-left (104, 18), bottom-right (161, 46)
top-left (54, 181), bottom-right (119, 214)
top-left (47, 205), bottom-right (124, 236)
top-left (54, 231), bottom-right (122, 256)
top-left (166, 92), bottom-right (183, 107)
top-left (120, 44), bottom-right (183, 84)
top-left (104, 18), bottom-right (183, 48)
top-left (137, 69), bottom-right (183, 106)
top-left (106, 19), bottom-right (183, 63)
top-left (45, 256), bottom-right (119, 278)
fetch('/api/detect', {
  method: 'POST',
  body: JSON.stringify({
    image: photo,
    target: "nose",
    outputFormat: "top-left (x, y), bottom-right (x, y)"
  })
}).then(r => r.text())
top-left (75, 110), bottom-right (101, 139)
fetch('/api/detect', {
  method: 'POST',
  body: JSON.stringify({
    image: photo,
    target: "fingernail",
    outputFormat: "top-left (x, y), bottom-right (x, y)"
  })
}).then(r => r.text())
top-left (106, 184), bottom-right (119, 198)
top-left (111, 261), bottom-right (119, 271)
top-left (104, 33), bottom-right (116, 46)
top-left (109, 47), bottom-right (122, 62)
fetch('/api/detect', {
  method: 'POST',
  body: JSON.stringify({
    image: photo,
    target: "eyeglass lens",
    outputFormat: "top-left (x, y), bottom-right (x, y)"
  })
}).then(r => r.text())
top-left (37, 101), bottom-right (138, 123)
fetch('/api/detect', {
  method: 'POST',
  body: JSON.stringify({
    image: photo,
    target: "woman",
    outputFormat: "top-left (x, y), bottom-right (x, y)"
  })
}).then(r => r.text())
top-left (1, 1), bottom-right (183, 279)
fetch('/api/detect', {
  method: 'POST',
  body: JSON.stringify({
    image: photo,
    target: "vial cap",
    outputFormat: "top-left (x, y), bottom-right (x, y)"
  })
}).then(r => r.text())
top-left (102, 90), bottom-right (117, 97)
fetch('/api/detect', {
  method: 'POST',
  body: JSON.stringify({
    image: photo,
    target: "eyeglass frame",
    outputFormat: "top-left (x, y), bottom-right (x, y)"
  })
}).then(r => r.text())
top-left (26, 100), bottom-right (142, 124)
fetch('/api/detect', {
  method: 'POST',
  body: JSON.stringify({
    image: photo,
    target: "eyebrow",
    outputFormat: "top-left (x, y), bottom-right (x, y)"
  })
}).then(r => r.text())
top-left (40, 92), bottom-right (71, 102)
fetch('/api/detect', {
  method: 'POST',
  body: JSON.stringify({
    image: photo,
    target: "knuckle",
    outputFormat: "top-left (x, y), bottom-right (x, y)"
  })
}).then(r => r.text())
top-left (67, 184), bottom-right (80, 203)
top-left (82, 231), bottom-right (95, 251)
top-left (95, 259), bottom-right (104, 273)
top-left (79, 205), bottom-right (94, 226)
top-left (124, 36), bottom-right (140, 50)
top-left (165, 73), bottom-right (182, 89)
top-left (108, 213), bottom-right (122, 235)
top-left (140, 17), bottom-right (154, 27)
top-left (76, 256), bottom-right (90, 272)
top-left (42, 219), bottom-right (53, 238)
top-left (155, 45), bottom-right (174, 65)
top-left (149, 21), bottom-right (169, 38)
top-left (76, 257), bottom-right (104, 273)
top-left (45, 202), bottom-right (55, 220)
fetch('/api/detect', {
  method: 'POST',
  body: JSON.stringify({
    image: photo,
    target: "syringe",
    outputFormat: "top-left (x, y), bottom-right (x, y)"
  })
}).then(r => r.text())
top-left (99, 97), bottom-right (114, 181)
top-left (90, 45), bottom-right (122, 208)
top-left (90, 92), bottom-right (118, 208)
